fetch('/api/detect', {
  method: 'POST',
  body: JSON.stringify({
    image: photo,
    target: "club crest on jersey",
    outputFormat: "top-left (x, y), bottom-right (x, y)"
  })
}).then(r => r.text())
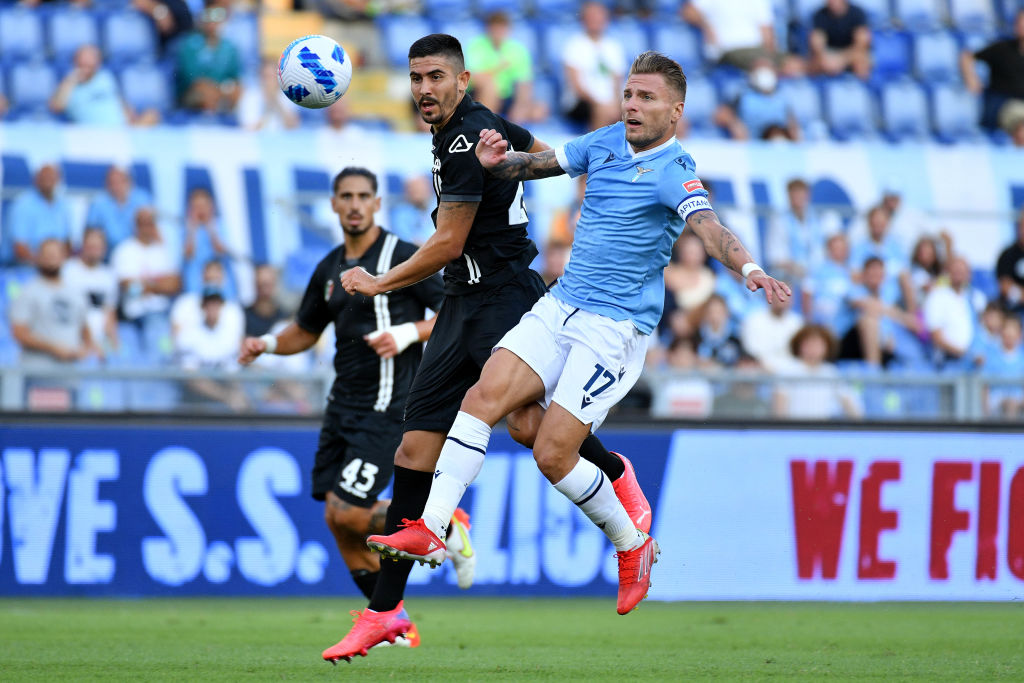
top-left (683, 179), bottom-right (705, 193)
top-left (449, 134), bottom-right (473, 153)
top-left (324, 279), bottom-right (334, 301)
top-left (631, 165), bottom-right (654, 182)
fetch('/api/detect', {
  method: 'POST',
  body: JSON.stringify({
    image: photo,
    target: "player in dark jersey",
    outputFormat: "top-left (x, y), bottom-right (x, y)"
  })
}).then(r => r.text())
top-left (322, 35), bottom-right (650, 663)
top-left (238, 167), bottom-right (475, 648)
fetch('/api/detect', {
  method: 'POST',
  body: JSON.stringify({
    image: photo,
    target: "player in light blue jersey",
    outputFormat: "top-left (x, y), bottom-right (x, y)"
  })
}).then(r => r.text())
top-left (369, 52), bottom-right (790, 616)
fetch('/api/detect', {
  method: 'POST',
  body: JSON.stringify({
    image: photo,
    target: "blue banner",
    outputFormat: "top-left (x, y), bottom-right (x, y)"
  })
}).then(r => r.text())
top-left (0, 423), bottom-right (670, 597)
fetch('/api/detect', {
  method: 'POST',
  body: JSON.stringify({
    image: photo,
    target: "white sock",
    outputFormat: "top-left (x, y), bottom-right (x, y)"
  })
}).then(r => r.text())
top-left (421, 411), bottom-right (490, 539)
top-left (554, 458), bottom-right (643, 552)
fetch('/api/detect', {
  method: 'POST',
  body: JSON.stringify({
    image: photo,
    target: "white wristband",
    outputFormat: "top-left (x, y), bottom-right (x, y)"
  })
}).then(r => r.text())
top-left (259, 333), bottom-right (278, 355)
top-left (741, 262), bottom-right (764, 279)
top-left (368, 322), bottom-right (420, 354)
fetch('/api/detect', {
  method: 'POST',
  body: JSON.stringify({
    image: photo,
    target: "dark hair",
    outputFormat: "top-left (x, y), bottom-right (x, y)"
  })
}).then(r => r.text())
top-left (862, 255), bottom-right (884, 270)
top-left (408, 34), bottom-right (465, 72)
top-left (789, 324), bottom-right (838, 360)
top-left (629, 51), bottom-right (687, 102)
top-left (82, 226), bottom-right (106, 242)
top-left (484, 10), bottom-right (510, 26)
top-left (786, 178), bottom-right (808, 193)
top-left (332, 167), bottom-right (378, 195)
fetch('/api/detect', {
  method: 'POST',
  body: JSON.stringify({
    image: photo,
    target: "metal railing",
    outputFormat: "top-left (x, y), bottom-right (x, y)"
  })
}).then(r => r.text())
top-left (1, 365), bottom-right (1022, 422)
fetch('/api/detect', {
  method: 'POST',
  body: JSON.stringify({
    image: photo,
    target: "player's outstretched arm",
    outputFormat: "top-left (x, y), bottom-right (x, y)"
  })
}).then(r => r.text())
top-left (238, 322), bottom-right (318, 365)
top-left (476, 128), bottom-right (566, 181)
top-left (685, 209), bottom-right (792, 304)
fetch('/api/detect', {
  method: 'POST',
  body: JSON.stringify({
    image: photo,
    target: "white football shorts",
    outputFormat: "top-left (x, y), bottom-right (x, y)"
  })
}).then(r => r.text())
top-left (494, 292), bottom-right (649, 431)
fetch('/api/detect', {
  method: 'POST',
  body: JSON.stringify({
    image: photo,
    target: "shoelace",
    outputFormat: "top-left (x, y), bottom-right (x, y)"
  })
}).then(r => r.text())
top-left (398, 518), bottom-right (427, 530)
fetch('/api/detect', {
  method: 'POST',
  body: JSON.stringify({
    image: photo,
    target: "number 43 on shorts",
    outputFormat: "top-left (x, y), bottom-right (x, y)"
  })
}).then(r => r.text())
top-left (340, 458), bottom-right (378, 499)
top-left (580, 363), bottom-right (624, 410)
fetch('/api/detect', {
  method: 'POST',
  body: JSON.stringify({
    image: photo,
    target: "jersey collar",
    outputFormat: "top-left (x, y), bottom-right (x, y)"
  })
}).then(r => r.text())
top-left (433, 93), bottom-right (475, 137)
top-left (626, 135), bottom-right (679, 160)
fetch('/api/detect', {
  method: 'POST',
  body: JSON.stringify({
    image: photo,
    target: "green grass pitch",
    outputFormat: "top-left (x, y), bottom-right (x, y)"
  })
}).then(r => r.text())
top-left (1, 598), bottom-right (1021, 680)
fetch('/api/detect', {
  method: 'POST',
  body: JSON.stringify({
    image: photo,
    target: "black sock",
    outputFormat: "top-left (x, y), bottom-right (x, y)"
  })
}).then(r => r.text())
top-left (367, 465), bottom-right (433, 612)
top-left (579, 433), bottom-right (625, 481)
top-left (350, 569), bottom-right (379, 600)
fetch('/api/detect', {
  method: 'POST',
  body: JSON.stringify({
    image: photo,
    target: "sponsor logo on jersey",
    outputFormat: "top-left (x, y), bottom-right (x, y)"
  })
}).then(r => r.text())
top-left (448, 134), bottom-right (473, 153)
top-left (683, 179), bottom-right (705, 193)
top-left (603, 152), bottom-right (615, 163)
top-left (631, 165), bottom-right (654, 182)
top-left (324, 279), bottom-right (334, 301)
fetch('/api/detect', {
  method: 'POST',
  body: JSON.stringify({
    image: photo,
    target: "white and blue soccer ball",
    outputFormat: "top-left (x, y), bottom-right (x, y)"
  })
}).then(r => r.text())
top-left (278, 35), bottom-right (353, 109)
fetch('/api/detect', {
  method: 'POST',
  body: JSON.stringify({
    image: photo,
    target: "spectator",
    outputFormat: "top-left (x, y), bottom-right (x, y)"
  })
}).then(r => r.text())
top-left (540, 238), bottom-right (571, 286)
top-left (996, 209), bottom-right (1024, 311)
top-left (714, 58), bottom-right (800, 141)
top-left (973, 301), bottom-right (1006, 366)
top-left (388, 174), bottom-right (435, 245)
top-left (10, 239), bottom-right (99, 366)
top-left (175, 4), bottom-right (241, 113)
top-left (982, 314), bottom-right (1024, 418)
top-left (664, 231), bottom-right (716, 314)
top-left (877, 183), bottom-right (932, 252)
top-left (561, 1), bottom-right (625, 130)
top-left (133, 0), bottom-right (194, 53)
top-left (901, 235), bottom-right (945, 313)
top-left (111, 207), bottom-right (181, 357)
top-left (961, 10), bottom-right (1024, 134)
top-left (924, 255), bottom-right (983, 369)
top-left (85, 166), bottom-right (153, 249)
top-left (182, 187), bottom-right (234, 298)
top-left (171, 259), bottom-right (244, 341)
top-left (774, 324), bottom-right (861, 419)
top-left (682, 0), bottom-right (777, 71)
top-left (654, 336), bottom-right (713, 418)
top-left (809, 0), bottom-right (872, 80)
top-left (62, 227), bottom-right (119, 352)
top-left (244, 264), bottom-right (286, 337)
top-left (49, 45), bottom-right (159, 127)
top-left (711, 352), bottom-right (772, 418)
top-left (238, 60), bottom-right (300, 131)
top-left (176, 285), bottom-right (248, 412)
top-left (849, 205), bottom-right (906, 276)
top-left (740, 294), bottom-right (803, 371)
top-left (694, 293), bottom-right (743, 367)
top-left (7, 164), bottom-right (72, 265)
top-left (466, 11), bottom-right (547, 124)
top-left (803, 232), bottom-right (853, 336)
top-left (840, 256), bottom-right (920, 367)
top-left (766, 178), bottom-right (825, 280)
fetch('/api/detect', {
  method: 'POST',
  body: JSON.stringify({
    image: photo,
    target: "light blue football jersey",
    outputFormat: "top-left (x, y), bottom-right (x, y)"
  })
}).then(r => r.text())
top-left (552, 122), bottom-right (712, 335)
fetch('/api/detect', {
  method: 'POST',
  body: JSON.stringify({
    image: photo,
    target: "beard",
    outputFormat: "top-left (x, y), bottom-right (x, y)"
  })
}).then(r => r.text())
top-left (342, 222), bottom-right (373, 236)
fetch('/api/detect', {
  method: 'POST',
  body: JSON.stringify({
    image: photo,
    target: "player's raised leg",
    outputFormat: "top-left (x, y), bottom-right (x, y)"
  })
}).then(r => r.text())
top-left (367, 348), bottom-right (546, 561)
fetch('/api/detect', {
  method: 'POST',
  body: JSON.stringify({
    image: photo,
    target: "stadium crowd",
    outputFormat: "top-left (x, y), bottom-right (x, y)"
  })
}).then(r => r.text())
top-left (1, 0), bottom-right (1024, 420)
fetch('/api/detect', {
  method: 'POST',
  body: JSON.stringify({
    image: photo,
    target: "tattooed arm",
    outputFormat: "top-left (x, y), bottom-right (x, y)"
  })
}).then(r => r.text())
top-left (476, 128), bottom-right (567, 181)
top-left (686, 209), bottom-right (792, 303)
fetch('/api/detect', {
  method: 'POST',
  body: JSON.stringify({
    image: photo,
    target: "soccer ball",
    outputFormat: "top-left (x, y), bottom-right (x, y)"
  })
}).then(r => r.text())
top-left (278, 35), bottom-right (353, 109)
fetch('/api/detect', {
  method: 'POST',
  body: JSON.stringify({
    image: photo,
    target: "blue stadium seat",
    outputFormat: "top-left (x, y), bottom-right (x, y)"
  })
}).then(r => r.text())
top-left (47, 6), bottom-right (100, 66)
top-left (537, 19), bottom-right (579, 75)
top-left (871, 30), bottom-right (912, 80)
top-left (949, 0), bottom-right (997, 33)
top-left (421, 0), bottom-right (473, 21)
top-left (119, 62), bottom-right (171, 112)
top-left (880, 79), bottom-right (930, 140)
top-left (434, 18), bottom-right (483, 46)
top-left (711, 66), bottom-right (747, 103)
top-left (779, 76), bottom-right (829, 139)
top-left (930, 83), bottom-right (982, 141)
top-left (893, 0), bottom-right (942, 31)
top-left (606, 19), bottom-right (650, 64)
top-left (221, 10), bottom-right (259, 71)
top-left (651, 22), bottom-right (702, 72)
top-left (0, 7), bottom-right (44, 64)
top-left (378, 15), bottom-right (433, 68)
top-left (913, 30), bottom-right (959, 83)
top-left (532, 0), bottom-right (579, 21)
top-left (972, 267), bottom-right (999, 300)
top-left (508, 22), bottom-right (539, 58)
top-left (477, 0), bottom-right (525, 19)
top-left (823, 76), bottom-right (877, 139)
top-left (682, 77), bottom-right (718, 133)
top-left (8, 61), bottom-right (58, 115)
top-left (102, 10), bottom-right (158, 65)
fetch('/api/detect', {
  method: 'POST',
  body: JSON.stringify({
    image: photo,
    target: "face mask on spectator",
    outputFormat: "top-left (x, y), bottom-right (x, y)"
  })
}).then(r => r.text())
top-left (750, 67), bottom-right (777, 94)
